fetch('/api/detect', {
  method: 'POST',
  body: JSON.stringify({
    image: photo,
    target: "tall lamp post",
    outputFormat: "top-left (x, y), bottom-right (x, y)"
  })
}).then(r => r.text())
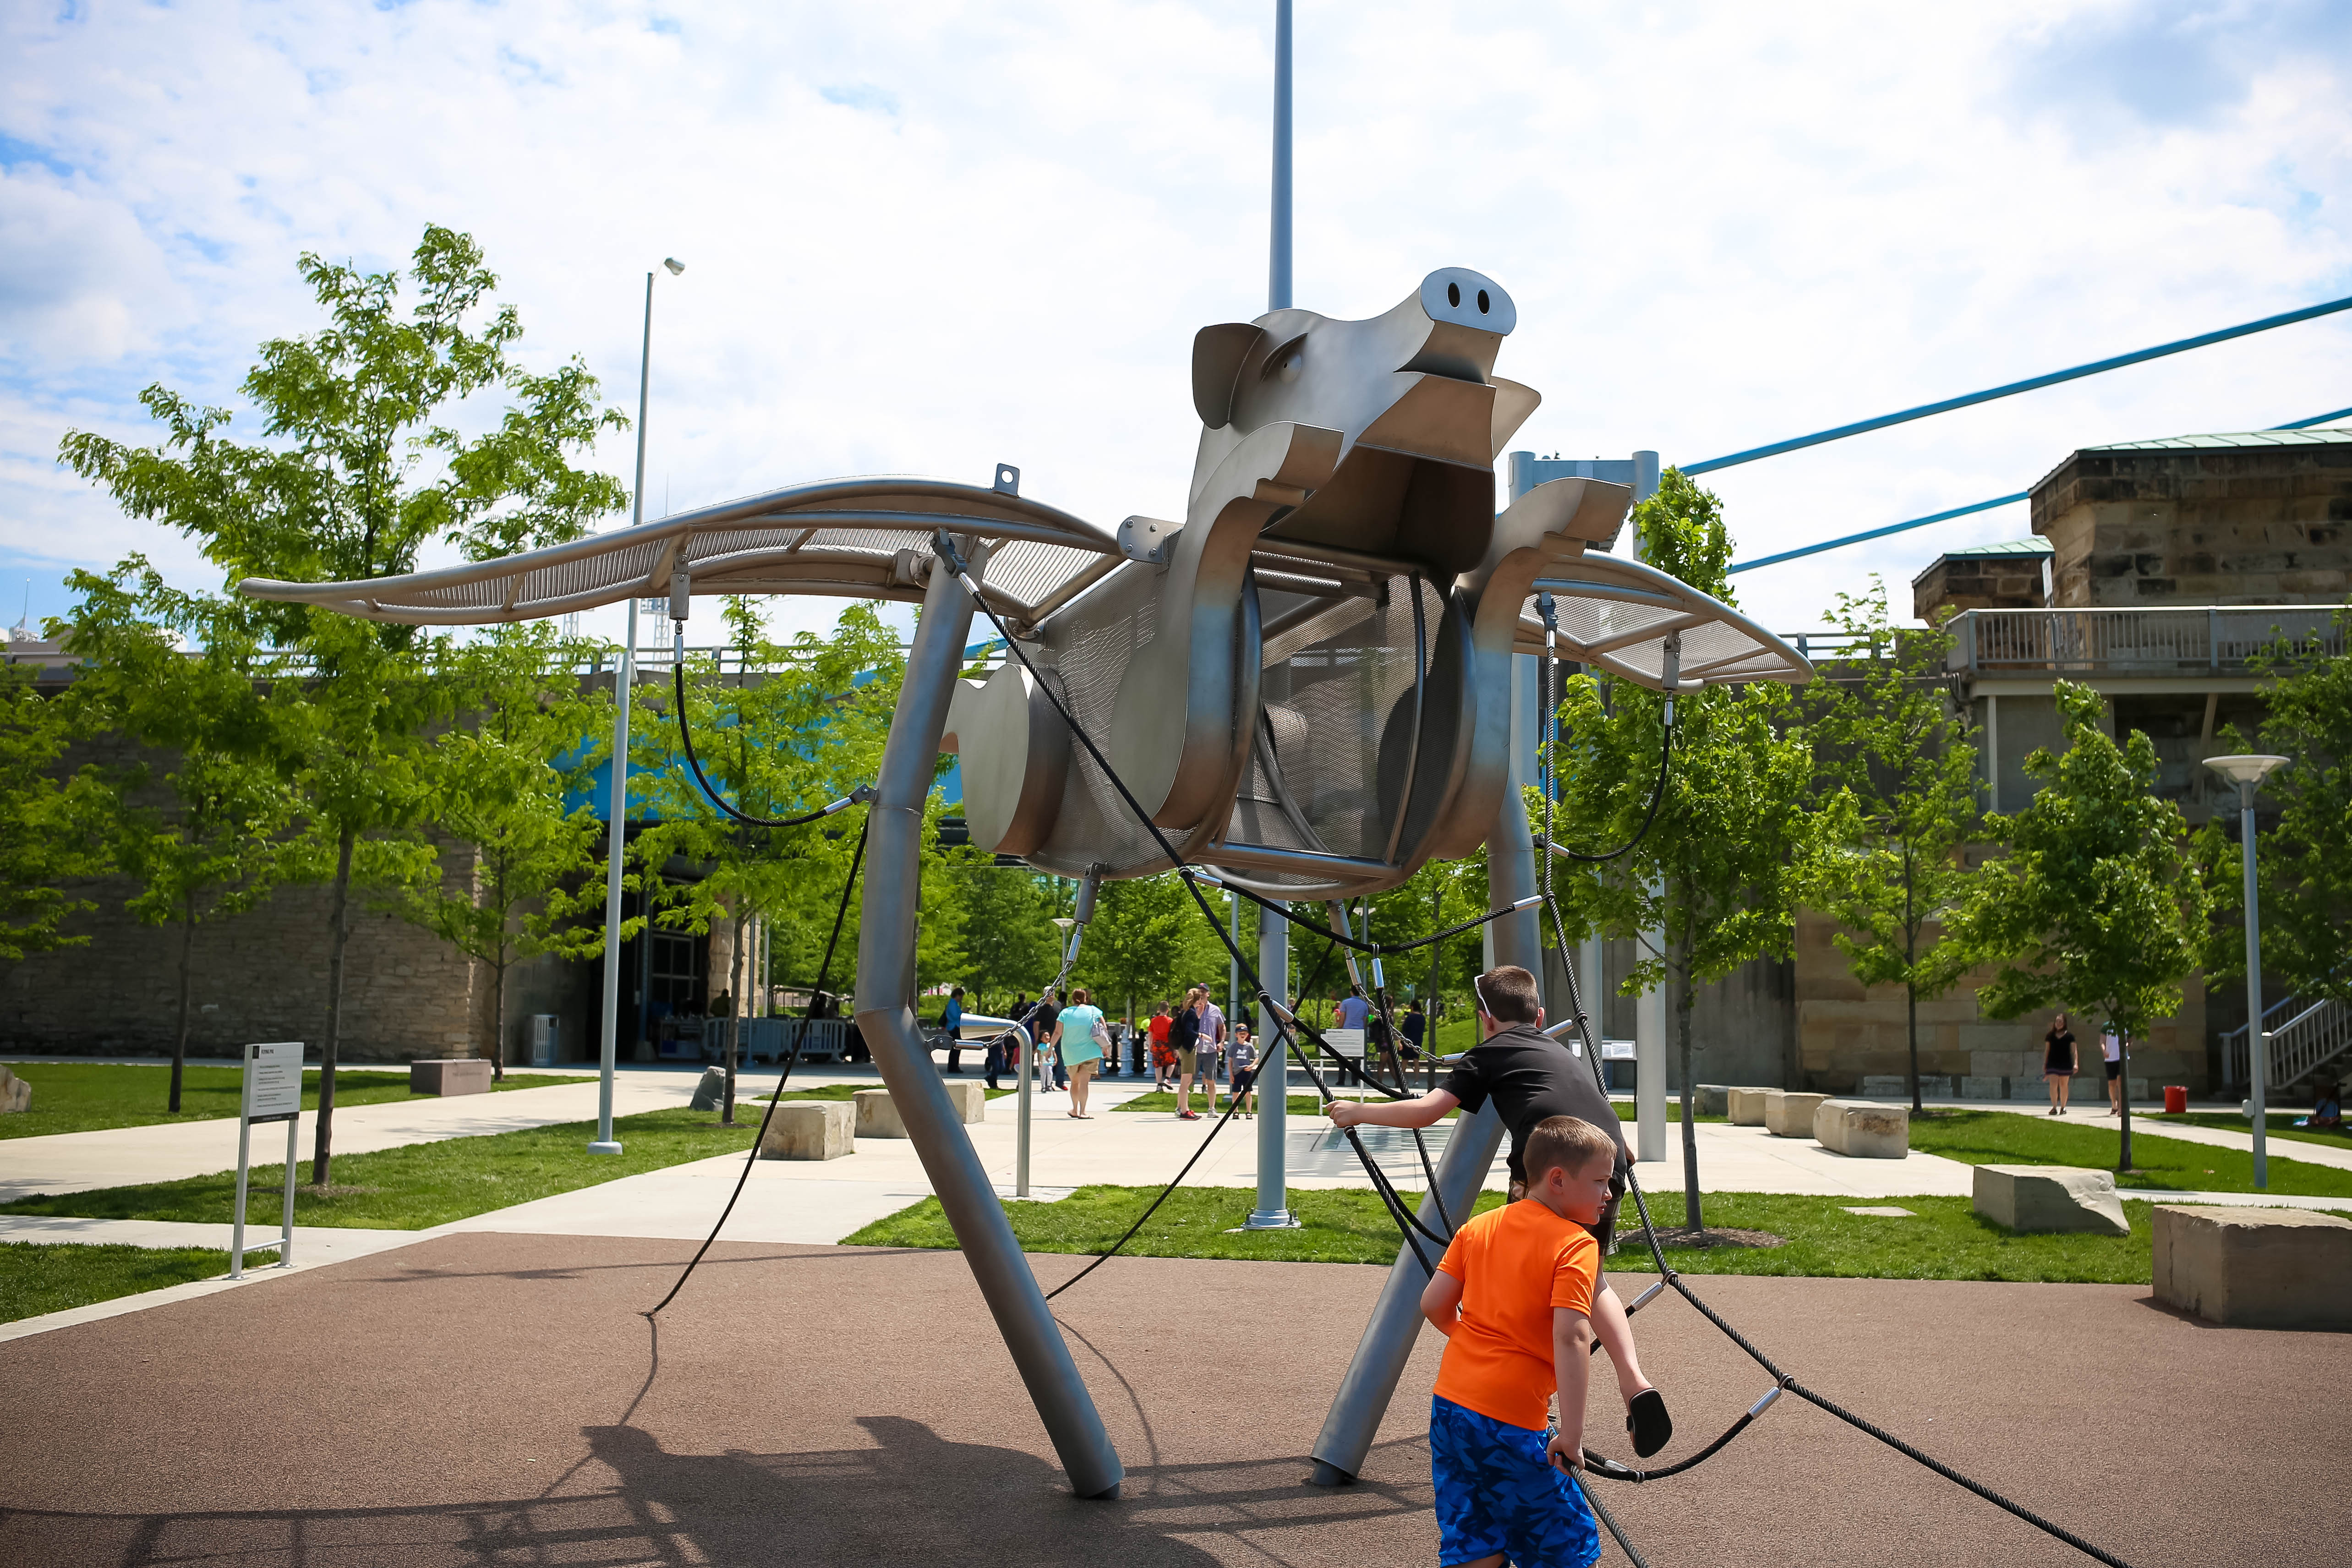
top-left (591, 256), bottom-right (685, 1156)
top-left (2203, 752), bottom-right (2289, 1189)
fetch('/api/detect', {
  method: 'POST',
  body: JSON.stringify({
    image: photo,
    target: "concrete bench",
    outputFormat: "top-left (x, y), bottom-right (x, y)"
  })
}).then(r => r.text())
top-left (1813, 1099), bottom-right (1909, 1158)
top-left (2154, 1205), bottom-right (2352, 1330)
top-left (1972, 1164), bottom-right (2129, 1235)
top-left (856, 1081), bottom-right (989, 1138)
top-left (409, 1059), bottom-right (492, 1097)
top-left (1725, 1087), bottom-right (1770, 1126)
top-left (1693, 1084), bottom-right (1728, 1117)
top-left (759, 1100), bottom-right (854, 1161)
top-left (1763, 1089), bottom-right (1827, 1137)
top-left (0, 1063), bottom-right (28, 1114)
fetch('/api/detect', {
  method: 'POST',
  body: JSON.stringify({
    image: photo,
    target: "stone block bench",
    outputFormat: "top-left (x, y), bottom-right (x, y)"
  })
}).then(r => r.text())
top-left (759, 1100), bottom-right (853, 1161)
top-left (409, 1059), bottom-right (492, 1097)
top-left (1693, 1084), bottom-right (1728, 1117)
top-left (1813, 1099), bottom-right (1909, 1158)
top-left (1725, 1087), bottom-right (1770, 1126)
top-left (1763, 1089), bottom-right (1826, 1137)
top-left (1972, 1165), bottom-right (2129, 1235)
top-left (855, 1080), bottom-right (990, 1138)
top-left (2153, 1205), bottom-right (2352, 1330)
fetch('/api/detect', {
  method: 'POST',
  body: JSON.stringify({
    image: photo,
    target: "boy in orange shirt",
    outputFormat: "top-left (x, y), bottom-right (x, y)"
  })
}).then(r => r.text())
top-left (1420, 1115), bottom-right (1615, 1568)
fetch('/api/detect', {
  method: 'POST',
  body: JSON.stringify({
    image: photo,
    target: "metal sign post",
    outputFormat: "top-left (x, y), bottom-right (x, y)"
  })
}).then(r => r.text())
top-left (232, 1041), bottom-right (303, 1279)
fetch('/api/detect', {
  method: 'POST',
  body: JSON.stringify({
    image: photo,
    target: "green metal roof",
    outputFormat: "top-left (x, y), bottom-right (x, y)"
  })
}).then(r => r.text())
top-left (2081, 424), bottom-right (2352, 452)
top-left (1942, 537), bottom-right (2052, 557)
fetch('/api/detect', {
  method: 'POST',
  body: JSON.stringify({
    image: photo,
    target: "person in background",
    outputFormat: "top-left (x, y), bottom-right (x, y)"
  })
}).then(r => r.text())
top-left (1227, 1024), bottom-right (1259, 1118)
top-left (2100, 1023), bottom-right (2124, 1116)
top-left (1171, 988), bottom-right (1207, 1120)
top-left (2042, 1012), bottom-right (2078, 1115)
top-left (942, 986), bottom-right (966, 1074)
top-left (1401, 1000), bottom-right (1428, 1060)
top-left (1337, 983), bottom-right (1373, 1033)
top-left (1050, 987), bottom-right (1106, 1118)
top-left (2295, 1077), bottom-right (2342, 1131)
top-left (1022, 990), bottom-right (1062, 1091)
top-left (1147, 1002), bottom-right (1176, 1091)
top-left (1201, 987), bottom-right (1227, 1115)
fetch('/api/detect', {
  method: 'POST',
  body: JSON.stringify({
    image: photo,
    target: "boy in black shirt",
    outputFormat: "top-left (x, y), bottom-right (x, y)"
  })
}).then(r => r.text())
top-left (1329, 964), bottom-right (1670, 1456)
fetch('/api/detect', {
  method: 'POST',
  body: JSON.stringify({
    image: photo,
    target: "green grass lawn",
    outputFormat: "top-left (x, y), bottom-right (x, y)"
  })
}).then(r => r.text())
top-left (0, 1062), bottom-right (577, 1140)
top-left (843, 1186), bottom-right (2158, 1284)
top-left (0, 1241), bottom-right (231, 1324)
top-left (0, 1106), bottom-right (760, 1230)
top-left (1906, 1109), bottom-right (2352, 1197)
top-left (2154, 1110), bottom-right (2352, 1152)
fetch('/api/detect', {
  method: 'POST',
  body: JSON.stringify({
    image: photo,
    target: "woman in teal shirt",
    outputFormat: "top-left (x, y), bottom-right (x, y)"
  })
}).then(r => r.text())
top-left (1051, 987), bottom-right (1107, 1118)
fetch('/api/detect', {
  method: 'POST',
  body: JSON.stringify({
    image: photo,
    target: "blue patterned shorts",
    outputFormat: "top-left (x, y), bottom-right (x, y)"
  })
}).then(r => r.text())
top-left (1429, 1395), bottom-right (1600, 1568)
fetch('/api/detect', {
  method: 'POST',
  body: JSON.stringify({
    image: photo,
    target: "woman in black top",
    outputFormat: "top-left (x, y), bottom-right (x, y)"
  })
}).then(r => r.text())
top-left (2042, 1012), bottom-right (2078, 1115)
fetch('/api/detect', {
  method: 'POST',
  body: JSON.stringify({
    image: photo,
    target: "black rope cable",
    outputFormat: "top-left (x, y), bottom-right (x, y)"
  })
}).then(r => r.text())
top-left (1207, 871), bottom-right (1534, 956)
top-left (644, 813), bottom-right (869, 1317)
top-left (671, 656), bottom-right (871, 830)
top-left (1570, 1470), bottom-right (1651, 1568)
top-left (931, 534), bottom-right (1459, 1271)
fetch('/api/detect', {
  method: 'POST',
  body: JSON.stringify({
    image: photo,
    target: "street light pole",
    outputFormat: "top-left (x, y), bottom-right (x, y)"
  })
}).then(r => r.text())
top-left (2204, 753), bottom-right (2288, 1189)
top-left (592, 258), bottom-right (685, 1155)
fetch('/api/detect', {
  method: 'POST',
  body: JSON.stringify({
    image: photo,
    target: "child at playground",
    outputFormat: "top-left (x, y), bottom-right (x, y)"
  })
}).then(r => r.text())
top-left (1327, 963), bottom-right (1670, 1458)
top-left (1420, 1114), bottom-right (1616, 1568)
top-left (1227, 1025), bottom-right (1259, 1117)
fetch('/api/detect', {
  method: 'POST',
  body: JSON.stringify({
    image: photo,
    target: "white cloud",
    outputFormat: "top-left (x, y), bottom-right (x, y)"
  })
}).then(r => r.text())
top-left (0, 0), bottom-right (2345, 644)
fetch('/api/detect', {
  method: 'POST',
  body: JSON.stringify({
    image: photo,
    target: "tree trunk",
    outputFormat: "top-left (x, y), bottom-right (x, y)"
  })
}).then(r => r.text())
top-left (311, 825), bottom-right (354, 1188)
top-left (1906, 980), bottom-right (1922, 1115)
top-left (722, 910), bottom-right (744, 1126)
top-left (1675, 928), bottom-right (1701, 1235)
top-left (2117, 1022), bottom-right (2133, 1174)
top-left (490, 952), bottom-right (507, 1084)
top-left (170, 893), bottom-right (195, 1114)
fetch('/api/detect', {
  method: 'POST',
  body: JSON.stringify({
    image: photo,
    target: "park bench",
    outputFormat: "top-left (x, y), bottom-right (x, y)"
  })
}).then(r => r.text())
top-left (409, 1059), bottom-right (491, 1096)
top-left (1812, 1099), bottom-right (1909, 1158)
top-left (2153, 1204), bottom-right (2352, 1330)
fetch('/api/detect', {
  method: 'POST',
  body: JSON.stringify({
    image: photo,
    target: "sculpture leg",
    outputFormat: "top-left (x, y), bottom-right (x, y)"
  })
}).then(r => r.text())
top-left (1307, 779), bottom-right (1542, 1485)
top-left (852, 546), bottom-right (1124, 1500)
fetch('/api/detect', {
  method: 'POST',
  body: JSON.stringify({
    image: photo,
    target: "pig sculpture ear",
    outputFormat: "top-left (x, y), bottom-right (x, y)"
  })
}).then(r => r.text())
top-left (1192, 322), bottom-right (1266, 428)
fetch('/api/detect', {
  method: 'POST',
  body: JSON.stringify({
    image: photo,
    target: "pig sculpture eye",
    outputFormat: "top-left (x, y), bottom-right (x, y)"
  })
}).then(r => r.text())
top-left (1447, 281), bottom-right (1461, 307)
top-left (1477, 289), bottom-right (1490, 313)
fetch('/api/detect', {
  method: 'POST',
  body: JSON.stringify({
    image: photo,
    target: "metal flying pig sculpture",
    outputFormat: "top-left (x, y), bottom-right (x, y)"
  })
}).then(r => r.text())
top-left (245, 268), bottom-right (1805, 902)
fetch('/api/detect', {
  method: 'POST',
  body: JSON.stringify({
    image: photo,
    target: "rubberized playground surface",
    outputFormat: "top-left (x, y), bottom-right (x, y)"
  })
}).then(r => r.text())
top-left (0, 1233), bottom-right (2341, 1567)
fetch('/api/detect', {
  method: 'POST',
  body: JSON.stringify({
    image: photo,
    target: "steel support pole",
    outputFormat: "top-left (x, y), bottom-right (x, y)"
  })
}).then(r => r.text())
top-left (1269, 0), bottom-right (1292, 312)
top-left (592, 272), bottom-right (659, 1155)
top-left (1308, 770), bottom-right (1537, 1485)
top-left (851, 546), bottom-right (1122, 1500)
top-left (2241, 784), bottom-right (2268, 1188)
top-left (1247, 903), bottom-right (1299, 1228)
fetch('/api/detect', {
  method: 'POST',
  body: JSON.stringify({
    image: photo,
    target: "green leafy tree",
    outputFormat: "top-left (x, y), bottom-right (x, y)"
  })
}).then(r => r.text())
top-left (957, 866), bottom-right (1060, 1013)
top-left (0, 664), bottom-right (113, 962)
top-left (1079, 874), bottom-right (1193, 1027)
top-left (60, 224), bottom-right (627, 1183)
top-left (2196, 606), bottom-right (2352, 1016)
top-left (62, 560), bottom-right (300, 1110)
top-left (627, 599), bottom-right (901, 1115)
top-left (1947, 682), bottom-right (2210, 1169)
top-left (400, 622), bottom-right (612, 1080)
top-left (1803, 581), bottom-right (1981, 1111)
top-left (1544, 469), bottom-right (1817, 1231)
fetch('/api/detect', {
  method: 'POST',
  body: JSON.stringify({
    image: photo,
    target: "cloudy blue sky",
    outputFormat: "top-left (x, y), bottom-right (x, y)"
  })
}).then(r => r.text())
top-left (4, 0), bottom-right (2348, 644)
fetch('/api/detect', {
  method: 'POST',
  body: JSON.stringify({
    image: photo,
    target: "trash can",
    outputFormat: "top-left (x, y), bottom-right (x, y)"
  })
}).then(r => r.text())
top-left (527, 1014), bottom-right (560, 1068)
top-left (2163, 1084), bottom-right (2188, 1115)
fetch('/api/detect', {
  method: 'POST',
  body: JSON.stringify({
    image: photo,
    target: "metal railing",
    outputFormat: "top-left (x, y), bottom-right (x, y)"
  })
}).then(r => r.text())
top-left (1948, 605), bottom-right (2346, 677)
top-left (2224, 994), bottom-right (2352, 1093)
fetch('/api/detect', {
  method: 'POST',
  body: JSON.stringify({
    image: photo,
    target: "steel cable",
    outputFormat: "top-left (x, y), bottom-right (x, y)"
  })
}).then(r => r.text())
top-left (671, 658), bottom-right (872, 830)
top-left (643, 814), bottom-right (869, 1317)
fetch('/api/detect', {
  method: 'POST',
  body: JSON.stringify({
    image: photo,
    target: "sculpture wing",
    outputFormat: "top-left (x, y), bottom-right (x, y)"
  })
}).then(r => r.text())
top-left (238, 477), bottom-right (1121, 628)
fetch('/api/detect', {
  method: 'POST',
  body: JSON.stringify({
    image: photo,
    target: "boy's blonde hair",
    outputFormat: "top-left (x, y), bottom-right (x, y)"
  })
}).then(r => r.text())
top-left (1522, 1115), bottom-right (1616, 1185)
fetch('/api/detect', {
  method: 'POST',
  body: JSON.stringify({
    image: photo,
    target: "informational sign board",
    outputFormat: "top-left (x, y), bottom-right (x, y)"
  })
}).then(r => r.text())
top-left (232, 1042), bottom-right (305, 1278)
top-left (1323, 1028), bottom-right (1367, 1060)
top-left (1599, 1039), bottom-right (1638, 1062)
top-left (242, 1040), bottom-right (302, 1123)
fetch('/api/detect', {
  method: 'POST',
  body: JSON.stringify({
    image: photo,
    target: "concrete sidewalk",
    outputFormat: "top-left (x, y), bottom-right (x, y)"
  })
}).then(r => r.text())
top-left (0, 1072), bottom-right (705, 1201)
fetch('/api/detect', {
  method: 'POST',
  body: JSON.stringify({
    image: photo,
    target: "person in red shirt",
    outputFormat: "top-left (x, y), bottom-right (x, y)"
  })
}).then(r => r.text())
top-left (1147, 1003), bottom-right (1176, 1091)
top-left (1420, 1115), bottom-right (1614, 1568)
